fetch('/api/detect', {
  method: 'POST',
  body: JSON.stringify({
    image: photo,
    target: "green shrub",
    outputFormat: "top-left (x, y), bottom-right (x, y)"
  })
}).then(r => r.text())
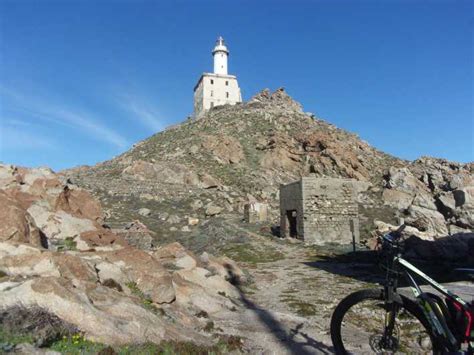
top-left (49, 334), bottom-right (107, 354)
top-left (57, 237), bottom-right (77, 251)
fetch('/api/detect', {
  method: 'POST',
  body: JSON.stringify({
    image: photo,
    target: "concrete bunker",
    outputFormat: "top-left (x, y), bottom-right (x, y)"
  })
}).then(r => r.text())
top-left (279, 177), bottom-right (359, 244)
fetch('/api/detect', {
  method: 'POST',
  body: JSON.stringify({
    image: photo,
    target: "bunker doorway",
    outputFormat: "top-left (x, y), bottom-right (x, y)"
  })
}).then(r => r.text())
top-left (286, 210), bottom-right (298, 238)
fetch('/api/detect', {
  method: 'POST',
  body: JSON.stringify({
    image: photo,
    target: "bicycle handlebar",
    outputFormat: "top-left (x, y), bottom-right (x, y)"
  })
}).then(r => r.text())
top-left (392, 223), bottom-right (406, 239)
top-left (381, 224), bottom-right (406, 245)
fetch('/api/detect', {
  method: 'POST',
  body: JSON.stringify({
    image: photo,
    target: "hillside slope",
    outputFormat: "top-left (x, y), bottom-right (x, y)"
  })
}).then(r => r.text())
top-left (66, 88), bottom-right (473, 251)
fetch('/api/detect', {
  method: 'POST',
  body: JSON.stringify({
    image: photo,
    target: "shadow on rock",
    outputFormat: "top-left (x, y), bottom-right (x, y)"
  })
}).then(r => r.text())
top-left (304, 249), bottom-right (386, 285)
top-left (404, 233), bottom-right (474, 268)
top-left (303, 233), bottom-right (474, 287)
top-left (224, 264), bottom-right (334, 355)
top-left (0, 306), bottom-right (77, 347)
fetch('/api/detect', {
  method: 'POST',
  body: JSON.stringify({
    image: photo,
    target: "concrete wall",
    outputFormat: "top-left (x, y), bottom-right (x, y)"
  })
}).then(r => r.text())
top-left (194, 73), bottom-right (242, 118)
top-left (280, 177), bottom-right (359, 245)
top-left (279, 180), bottom-right (304, 239)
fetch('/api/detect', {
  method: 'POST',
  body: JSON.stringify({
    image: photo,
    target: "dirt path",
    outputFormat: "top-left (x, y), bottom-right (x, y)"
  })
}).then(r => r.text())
top-left (213, 230), bottom-right (474, 354)
top-left (213, 233), bottom-right (377, 354)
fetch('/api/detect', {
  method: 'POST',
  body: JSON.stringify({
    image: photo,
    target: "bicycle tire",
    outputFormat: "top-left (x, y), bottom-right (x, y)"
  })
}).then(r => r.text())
top-left (330, 288), bottom-right (443, 354)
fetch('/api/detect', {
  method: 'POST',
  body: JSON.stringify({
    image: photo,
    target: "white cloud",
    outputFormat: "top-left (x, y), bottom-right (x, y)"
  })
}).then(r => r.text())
top-left (50, 107), bottom-right (129, 149)
top-left (0, 87), bottom-right (129, 149)
top-left (0, 126), bottom-right (56, 150)
top-left (3, 119), bottom-right (33, 127)
top-left (117, 94), bottom-right (164, 132)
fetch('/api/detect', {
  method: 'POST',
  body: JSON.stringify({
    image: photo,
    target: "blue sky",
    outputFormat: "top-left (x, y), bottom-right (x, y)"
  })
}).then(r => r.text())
top-left (0, 0), bottom-right (472, 171)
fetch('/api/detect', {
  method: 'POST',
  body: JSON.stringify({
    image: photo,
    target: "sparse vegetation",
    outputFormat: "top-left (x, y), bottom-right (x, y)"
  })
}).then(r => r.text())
top-left (284, 300), bottom-right (319, 317)
top-left (221, 243), bottom-right (284, 264)
top-left (125, 282), bottom-right (165, 315)
top-left (1, 327), bottom-right (243, 354)
top-left (203, 321), bottom-right (215, 332)
top-left (50, 333), bottom-right (106, 354)
top-left (0, 328), bottom-right (35, 347)
top-left (115, 336), bottom-right (243, 355)
top-left (0, 306), bottom-right (77, 349)
top-left (43, 334), bottom-right (244, 355)
top-left (57, 237), bottom-right (77, 251)
top-left (125, 281), bottom-right (142, 296)
top-left (195, 310), bottom-right (209, 318)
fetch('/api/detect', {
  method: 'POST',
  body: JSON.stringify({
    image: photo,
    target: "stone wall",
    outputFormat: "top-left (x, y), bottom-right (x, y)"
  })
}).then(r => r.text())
top-left (280, 177), bottom-right (359, 244)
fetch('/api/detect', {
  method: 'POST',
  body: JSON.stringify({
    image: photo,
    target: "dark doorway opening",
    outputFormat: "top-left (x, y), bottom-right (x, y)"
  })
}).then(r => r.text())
top-left (286, 210), bottom-right (298, 238)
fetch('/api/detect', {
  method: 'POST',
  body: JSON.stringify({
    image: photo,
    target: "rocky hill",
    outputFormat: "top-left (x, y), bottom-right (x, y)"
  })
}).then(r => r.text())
top-left (66, 88), bottom-right (473, 251)
top-left (0, 164), bottom-right (247, 352)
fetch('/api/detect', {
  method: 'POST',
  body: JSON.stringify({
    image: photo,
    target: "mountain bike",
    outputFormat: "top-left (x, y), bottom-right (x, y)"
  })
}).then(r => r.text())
top-left (330, 224), bottom-right (474, 354)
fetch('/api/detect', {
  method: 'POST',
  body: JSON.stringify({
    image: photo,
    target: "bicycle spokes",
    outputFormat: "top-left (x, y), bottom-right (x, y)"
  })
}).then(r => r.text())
top-left (340, 299), bottom-right (432, 354)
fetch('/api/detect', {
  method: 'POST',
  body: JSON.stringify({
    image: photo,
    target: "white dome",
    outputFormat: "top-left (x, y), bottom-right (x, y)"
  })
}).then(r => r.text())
top-left (212, 36), bottom-right (229, 55)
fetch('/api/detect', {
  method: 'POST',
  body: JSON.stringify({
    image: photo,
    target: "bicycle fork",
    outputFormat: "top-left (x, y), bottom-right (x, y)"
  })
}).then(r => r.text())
top-left (382, 307), bottom-right (399, 349)
top-left (381, 282), bottom-right (400, 350)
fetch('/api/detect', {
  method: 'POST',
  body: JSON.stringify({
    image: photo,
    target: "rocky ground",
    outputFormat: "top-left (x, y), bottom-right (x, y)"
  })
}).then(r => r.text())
top-left (1, 88), bottom-right (473, 354)
top-left (0, 164), bottom-right (473, 354)
top-left (0, 164), bottom-right (248, 353)
top-left (188, 223), bottom-right (474, 354)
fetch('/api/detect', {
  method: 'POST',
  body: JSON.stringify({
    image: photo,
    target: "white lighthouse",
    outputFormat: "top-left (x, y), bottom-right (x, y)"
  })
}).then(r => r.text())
top-left (193, 36), bottom-right (242, 118)
top-left (212, 36), bottom-right (228, 75)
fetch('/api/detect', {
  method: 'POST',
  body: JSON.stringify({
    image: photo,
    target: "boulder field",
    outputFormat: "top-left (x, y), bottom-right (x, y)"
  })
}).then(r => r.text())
top-left (0, 164), bottom-right (245, 347)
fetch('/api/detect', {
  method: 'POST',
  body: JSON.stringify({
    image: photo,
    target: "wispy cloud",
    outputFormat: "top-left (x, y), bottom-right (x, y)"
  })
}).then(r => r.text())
top-left (49, 107), bottom-right (129, 149)
top-left (0, 86), bottom-right (129, 149)
top-left (117, 94), bottom-right (165, 132)
top-left (0, 125), bottom-right (56, 150)
top-left (3, 119), bottom-right (34, 128)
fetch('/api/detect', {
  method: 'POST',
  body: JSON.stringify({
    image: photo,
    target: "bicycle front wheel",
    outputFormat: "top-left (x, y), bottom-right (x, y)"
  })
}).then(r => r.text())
top-left (330, 288), bottom-right (441, 354)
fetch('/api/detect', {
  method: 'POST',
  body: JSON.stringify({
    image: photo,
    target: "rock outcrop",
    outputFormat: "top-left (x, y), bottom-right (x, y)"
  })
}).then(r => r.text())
top-left (0, 164), bottom-right (244, 347)
top-left (382, 158), bottom-right (473, 238)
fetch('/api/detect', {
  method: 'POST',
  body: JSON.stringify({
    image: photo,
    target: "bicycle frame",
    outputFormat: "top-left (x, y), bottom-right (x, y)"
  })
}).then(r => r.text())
top-left (396, 256), bottom-right (470, 308)
top-left (394, 255), bottom-right (473, 350)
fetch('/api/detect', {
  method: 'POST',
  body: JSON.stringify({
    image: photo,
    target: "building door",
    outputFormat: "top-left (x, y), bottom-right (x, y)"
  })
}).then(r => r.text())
top-left (286, 210), bottom-right (298, 238)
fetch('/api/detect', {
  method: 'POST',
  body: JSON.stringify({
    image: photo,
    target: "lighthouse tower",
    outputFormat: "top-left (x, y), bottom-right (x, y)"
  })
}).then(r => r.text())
top-left (193, 36), bottom-right (242, 118)
top-left (213, 36), bottom-right (228, 75)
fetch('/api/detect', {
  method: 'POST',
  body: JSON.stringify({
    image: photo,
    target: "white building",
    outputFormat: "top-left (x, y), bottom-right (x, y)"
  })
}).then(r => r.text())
top-left (193, 36), bottom-right (242, 118)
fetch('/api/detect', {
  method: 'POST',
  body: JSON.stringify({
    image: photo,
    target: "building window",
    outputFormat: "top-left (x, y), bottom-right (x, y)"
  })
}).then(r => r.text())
top-left (211, 90), bottom-right (213, 97)
top-left (225, 81), bottom-right (229, 86)
top-left (210, 79), bottom-right (214, 84)
top-left (210, 102), bottom-right (214, 108)
top-left (226, 92), bottom-right (229, 98)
